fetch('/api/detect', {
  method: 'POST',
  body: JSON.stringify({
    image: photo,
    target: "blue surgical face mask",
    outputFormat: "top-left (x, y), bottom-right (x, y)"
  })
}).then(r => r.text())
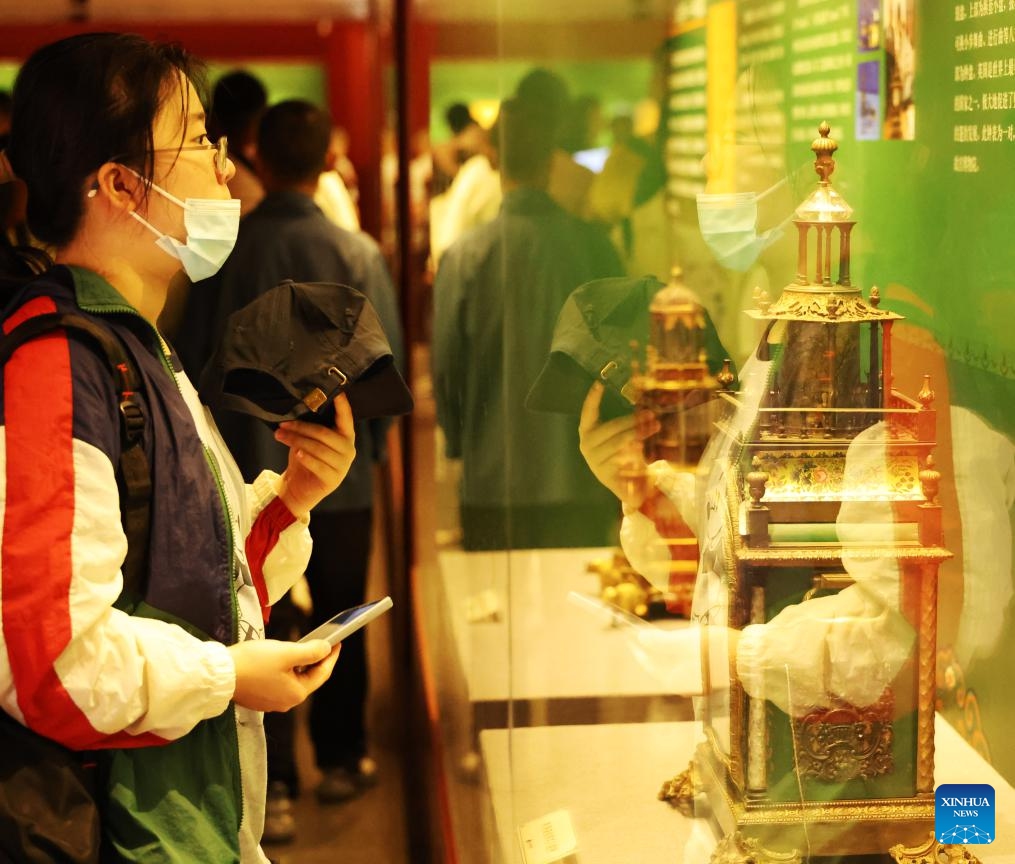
top-left (129, 179), bottom-right (240, 282)
top-left (696, 177), bottom-right (789, 272)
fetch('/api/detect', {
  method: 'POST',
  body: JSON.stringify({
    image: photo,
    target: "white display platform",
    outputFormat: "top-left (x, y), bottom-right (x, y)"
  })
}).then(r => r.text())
top-left (438, 548), bottom-right (701, 727)
top-left (481, 717), bottom-right (1015, 864)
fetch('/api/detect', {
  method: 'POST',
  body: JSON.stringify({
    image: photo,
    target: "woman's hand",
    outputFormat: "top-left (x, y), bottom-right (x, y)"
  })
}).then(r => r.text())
top-left (275, 393), bottom-right (356, 518)
top-left (229, 638), bottom-right (341, 712)
top-left (578, 381), bottom-right (659, 508)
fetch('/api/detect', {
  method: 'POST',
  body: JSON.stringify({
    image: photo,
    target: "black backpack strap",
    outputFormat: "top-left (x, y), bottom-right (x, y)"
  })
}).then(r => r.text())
top-left (0, 312), bottom-right (152, 604)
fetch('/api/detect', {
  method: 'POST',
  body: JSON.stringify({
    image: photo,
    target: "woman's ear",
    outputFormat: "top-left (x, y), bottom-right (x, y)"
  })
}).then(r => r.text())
top-left (91, 162), bottom-right (143, 212)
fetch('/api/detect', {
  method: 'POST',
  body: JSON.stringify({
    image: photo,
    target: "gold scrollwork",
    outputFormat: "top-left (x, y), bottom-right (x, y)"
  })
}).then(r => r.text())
top-left (763, 289), bottom-right (896, 323)
top-left (889, 831), bottom-right (982, 864)
top-left (793, 692), bottom-right (895, 782)
top-left (658, 760), bottom-right (699, 816)
top-left (936, 647), bottom-right (992, 763)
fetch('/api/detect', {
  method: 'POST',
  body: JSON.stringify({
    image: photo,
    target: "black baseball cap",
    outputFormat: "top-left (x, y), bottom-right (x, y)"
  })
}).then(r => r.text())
top-left (525, 274), bottom-right (731, 416)
top-left (199, 279), bottom-right (413, 425)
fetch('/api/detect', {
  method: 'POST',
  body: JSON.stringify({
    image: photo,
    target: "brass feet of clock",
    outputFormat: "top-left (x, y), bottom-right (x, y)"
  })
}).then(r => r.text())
top-left (890, 831), bottom-right (983, 864)
top-left (658, 760), bottom-right (699, 816)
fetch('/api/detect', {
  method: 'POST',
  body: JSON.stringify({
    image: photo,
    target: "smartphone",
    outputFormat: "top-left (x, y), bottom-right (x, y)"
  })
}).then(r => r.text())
top-left (298, 596), bottom-right (393, 648)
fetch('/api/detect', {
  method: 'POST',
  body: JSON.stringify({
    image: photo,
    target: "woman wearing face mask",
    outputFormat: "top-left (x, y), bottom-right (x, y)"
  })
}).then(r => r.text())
top-left (0, 33), bottom-right (355, 862)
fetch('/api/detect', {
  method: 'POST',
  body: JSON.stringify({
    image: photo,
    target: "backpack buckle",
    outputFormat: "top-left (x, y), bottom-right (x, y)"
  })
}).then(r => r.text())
top-left (119, 399), bottom-right (145, 443)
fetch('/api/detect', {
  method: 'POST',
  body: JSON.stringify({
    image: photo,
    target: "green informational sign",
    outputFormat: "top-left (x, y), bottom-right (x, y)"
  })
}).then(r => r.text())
top-left (686, 0), bottom-right (1015, 785)
top-left (664, 28), bottom-right (708, 200)
top-left (728, 0), bottom-right (1014, 393)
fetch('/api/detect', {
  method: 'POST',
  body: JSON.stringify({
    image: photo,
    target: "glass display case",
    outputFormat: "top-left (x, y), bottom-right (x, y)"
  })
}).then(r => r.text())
top-left (408, 1), bottom-right (1015, 862)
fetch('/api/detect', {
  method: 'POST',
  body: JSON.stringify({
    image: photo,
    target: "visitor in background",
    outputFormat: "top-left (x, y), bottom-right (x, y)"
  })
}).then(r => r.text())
top-left (195, 99), bottom-right (404, 843)
top-left (209, 69), bottom-right (269, 216)
top-left (433, 98), bottom-right (624, 551)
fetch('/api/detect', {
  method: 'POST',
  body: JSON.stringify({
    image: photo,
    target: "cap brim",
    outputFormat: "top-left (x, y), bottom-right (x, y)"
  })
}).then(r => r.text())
top-left (343, 356), bottom-right (415, 420)
top-left (525, 352), bottom-right (632, 418)
top-left (201, 357), bottom-right (414, 425)
top-left (525, 353), bottom-right (590, 414)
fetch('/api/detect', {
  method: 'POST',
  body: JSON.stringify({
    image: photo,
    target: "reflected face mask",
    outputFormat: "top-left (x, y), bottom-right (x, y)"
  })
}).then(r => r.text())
top-left (696, 177), bottom-right (788, 272)
top-left (130, 180), bottom-right (240, 282)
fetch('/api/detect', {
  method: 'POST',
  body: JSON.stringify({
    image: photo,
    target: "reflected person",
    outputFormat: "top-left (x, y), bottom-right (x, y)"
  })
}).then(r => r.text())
top-left (433, 98), bottom-right (625, 551)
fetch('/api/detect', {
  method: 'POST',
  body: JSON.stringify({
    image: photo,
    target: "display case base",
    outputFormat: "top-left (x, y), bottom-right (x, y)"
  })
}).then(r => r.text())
top-left (697, 743), bottom-right (938, 857)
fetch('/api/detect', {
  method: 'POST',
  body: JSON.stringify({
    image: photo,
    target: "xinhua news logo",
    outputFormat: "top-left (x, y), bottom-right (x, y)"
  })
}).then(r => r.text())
top-left (935, 783), bottom-right (995, 844)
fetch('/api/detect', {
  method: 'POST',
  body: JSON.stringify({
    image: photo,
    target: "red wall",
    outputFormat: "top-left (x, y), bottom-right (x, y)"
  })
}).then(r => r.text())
top-left (0, 20), bottom-right (423, 241)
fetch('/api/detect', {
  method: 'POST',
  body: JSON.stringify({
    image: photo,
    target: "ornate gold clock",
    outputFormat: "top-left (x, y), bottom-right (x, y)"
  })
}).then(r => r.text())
top-left (659, 124), bottom-right (972, 863)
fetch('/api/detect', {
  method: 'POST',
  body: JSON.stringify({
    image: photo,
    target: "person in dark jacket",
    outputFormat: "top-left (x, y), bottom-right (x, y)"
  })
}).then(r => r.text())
top-left (433, 98), bottom-right (625, 550)
top-left (182, 99), bottom-right (404, 836)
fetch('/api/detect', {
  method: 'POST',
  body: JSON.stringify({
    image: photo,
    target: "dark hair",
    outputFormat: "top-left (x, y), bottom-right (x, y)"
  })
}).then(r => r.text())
top-left (445, 102), bottom-right (475, 136)
top-left (0, 132), bottom-right (14, 229)
top-left (257, 99), bottom-right (331, 184)
top-left (208, 70), bottom-right (267, 144)
top-left (8, 33), bottom-right (203, 250)
top-left (0, 126), bottom-right (51, 288)
top-left (515, 68), bottom-right (571, 116)
top-left (494, 99), bottom-right (555, 187)
top-left (514, 67), bottom-right (571, 148)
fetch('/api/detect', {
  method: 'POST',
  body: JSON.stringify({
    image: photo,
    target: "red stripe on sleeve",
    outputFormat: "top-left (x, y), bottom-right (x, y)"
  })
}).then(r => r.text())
top-left (3, 299), bottom-right (163, 750)
top-left (245, 496), bottom-right (298, 625)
